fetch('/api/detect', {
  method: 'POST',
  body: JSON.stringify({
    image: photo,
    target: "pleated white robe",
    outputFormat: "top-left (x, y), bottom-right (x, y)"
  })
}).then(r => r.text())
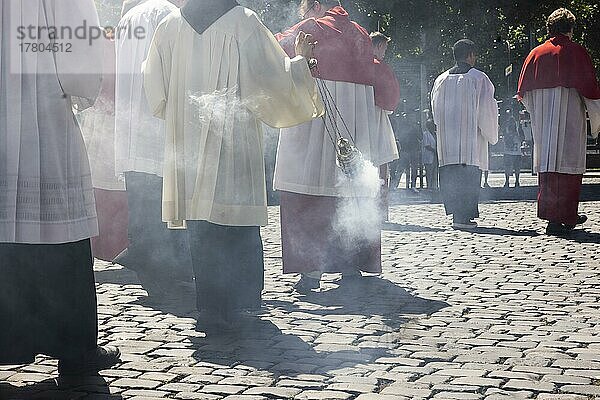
top-left (115, 0), bottom-right (175, 177)
top-left (0, 0), bottom-right (103, 244)
top-left (274, 80), bottom-right (399, 197)
top-left (522, 87), bottom-right (600, 174)
top-left (143, 7), bottom-right (323, 228)
top-left (431, 68), bottom-right (499, 169)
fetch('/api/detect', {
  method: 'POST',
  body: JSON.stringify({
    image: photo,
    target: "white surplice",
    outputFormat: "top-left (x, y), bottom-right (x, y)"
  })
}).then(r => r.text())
top-left (114, 0), bottom-right (175, 177)
top-left (79, 37), bottom-right (125, 191)
top-left (431, 68), bottom-right (499, 169)
top-left (274, 80), bottom-right (399, 197)
top-left (0, 0), bottom-right (103, 244)
top-left (522, 88), bottom-right (600, 175)
top-left (143, 7), bottom-right (323, 227)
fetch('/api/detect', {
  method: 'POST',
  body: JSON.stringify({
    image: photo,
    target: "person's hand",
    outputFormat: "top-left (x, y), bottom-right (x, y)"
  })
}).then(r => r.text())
top-left (295, 31), bottom-right (317, 59)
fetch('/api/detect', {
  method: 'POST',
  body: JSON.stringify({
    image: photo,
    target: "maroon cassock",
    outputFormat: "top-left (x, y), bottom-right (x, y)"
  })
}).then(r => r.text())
top-left (276, 7), bottom-right (383, 274)
top-left (92, 189), bottom-right (128, 262)
top-left (518, 34), bottom-right (600, 225)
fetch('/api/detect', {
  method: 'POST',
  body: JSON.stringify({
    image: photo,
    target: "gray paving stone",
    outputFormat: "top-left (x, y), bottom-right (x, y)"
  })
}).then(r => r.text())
top-left (450, 377), bottom-right (503, 387)
top-left (559, 384), bottom-right (600, 396)
top-left (111, 378), bottom-right (162, 389)
top-left (502, 379), bottom-right (555, 392)
top-left (122, 389), bottom-right (171, 397)
top-left (200, 384), bottom-right (246, 395)
top-left (6, 200), bottom-right (600, 399)
top-left (355, 395), bottom-right (408, 400)
top-left (243, 386), bottom-right (302, 398)
top-left (294, 390), bottom-right (353, 399)
top-left (433, 392), bottom-right (482, 399)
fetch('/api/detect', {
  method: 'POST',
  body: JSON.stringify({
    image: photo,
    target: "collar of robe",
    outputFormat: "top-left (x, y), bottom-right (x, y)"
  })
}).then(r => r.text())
top-left (449, 61), bottom-right (473, 75)
top-left (325, 6), bottom-right (349, 18)
top-left (181, 0), bottom-right (239, 35)
top-left (549, 33), bottom-right (571, 45)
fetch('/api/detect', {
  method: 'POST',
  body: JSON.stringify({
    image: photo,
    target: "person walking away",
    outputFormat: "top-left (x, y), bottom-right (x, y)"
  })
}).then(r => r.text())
top-left (431, 39), bottom-right (499, 230)
top-left (143, 0), bottom-right (324, 328)
top-left (517, 8), bottom-right (600, 235)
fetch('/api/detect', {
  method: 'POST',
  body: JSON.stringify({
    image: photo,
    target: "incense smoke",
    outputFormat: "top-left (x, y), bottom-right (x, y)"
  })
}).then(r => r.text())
top-left (333, 157), bottom-right (383, 245)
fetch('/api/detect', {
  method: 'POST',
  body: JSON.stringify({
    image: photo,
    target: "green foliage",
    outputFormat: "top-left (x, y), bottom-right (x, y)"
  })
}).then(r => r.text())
top-left (92, 0), bottom-right (599, 103)
top-left (344, 0), bottom-right (600, 100)
top-left (95, 0), bottom-right (122, 27)
top-left (246, 0), bottom-right (599, 103)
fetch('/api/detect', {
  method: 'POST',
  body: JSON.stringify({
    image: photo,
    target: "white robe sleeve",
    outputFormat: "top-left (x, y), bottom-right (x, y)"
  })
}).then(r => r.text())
top-left (143, 23), bottom-right (171, 120)
top-left (584, 98), bottom-right (600, 138)
top-left (52, 0), bottom-right (103, 101)
top-left (478, 75), bottom-right (499, 145)
top-left (238, 23), bottom-right (324, 129)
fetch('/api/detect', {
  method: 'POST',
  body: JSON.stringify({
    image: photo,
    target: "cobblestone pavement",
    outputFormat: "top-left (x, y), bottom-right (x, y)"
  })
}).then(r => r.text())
top-left (2, 200), bottom-right (600, 400)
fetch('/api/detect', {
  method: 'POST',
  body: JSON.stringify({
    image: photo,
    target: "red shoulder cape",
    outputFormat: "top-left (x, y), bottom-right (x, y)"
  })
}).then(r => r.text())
top-left (373, 59), bottom-right (400, 111)
top-left (517, 34), bottom-right (600, 100)
top-left (275, 6), bottom-right (374, 87)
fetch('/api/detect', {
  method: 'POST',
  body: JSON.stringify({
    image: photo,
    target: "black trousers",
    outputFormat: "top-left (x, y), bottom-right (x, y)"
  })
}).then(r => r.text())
top-left (439, 164), bottom-right (481, 222)
top-left (0, 240), bottom-right (97, 364)
top-left (122, 172), bottom-right (193, 282)
top-left (187, 221), bottom-right (264, 317)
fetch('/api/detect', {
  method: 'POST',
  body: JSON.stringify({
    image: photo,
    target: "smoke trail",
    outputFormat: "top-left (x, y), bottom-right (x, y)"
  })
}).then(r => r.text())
top-left (333, 158), bottom-right (383, 245)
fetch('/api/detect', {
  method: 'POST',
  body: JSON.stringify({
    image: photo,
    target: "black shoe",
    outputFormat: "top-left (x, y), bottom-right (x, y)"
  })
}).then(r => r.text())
top-left (294, 275), bottom-right (320, 294)
top-left (452, 220), bottom-right (478, 230)
top-left (58, 346), bottom-right (121, 376)
top-left (340, 271), bottom-right (363, 282)
top-left (577, 215), bottom-right (588, 225)
top-left (546, 222), bottom-right (573, 236)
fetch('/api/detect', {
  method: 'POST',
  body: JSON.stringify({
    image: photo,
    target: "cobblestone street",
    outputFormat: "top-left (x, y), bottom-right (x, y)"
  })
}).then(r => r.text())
top-left (2, 199), bottom-right (600, 400)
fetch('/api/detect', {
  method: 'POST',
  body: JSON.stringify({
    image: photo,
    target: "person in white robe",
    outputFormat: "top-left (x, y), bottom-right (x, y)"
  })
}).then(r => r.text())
top-left (114, 0), bottom-right (193, 296)
top-left (422, 119), bottom-right (439, 190)
top-left (431, 39), bottom-right (499, 230)
top-left (0, 0), bottom-right (120, 374)
top-left (143, 0), bottom-right (323, 327)
top-left (517, 8), bottom-right (600, 235)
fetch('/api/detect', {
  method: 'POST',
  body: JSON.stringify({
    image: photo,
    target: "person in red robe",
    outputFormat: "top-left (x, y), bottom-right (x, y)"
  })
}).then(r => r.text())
top-left (274, 0), bottom-right (399, 293)
top-left (517, 8), bottom-right (600, 236)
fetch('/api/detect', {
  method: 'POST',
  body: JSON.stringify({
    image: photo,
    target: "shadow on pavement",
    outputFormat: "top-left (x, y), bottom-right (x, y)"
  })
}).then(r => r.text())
top-left (471, 227), bottom-right (541, 237)
top-left (190, 316), bottom-right (346, 376)
top-left (0, 376), bottom-right (121, 400)
top-left (93, 267), bottom-right (448, 377)
top-left (268, 276), bottom-right (449, 330)
top-left (382, 222), bottom-right (446, 233)
top-left (563, 229), bottom-right (600, 244)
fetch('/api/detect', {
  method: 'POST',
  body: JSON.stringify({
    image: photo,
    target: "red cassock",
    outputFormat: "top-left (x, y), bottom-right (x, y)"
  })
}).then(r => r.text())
top-left (517, 34), bottom-right (600, 100)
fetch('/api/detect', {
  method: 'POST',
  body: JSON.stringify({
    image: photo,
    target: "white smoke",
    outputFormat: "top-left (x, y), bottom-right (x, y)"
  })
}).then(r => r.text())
top-left (333, 157), bottom-right (383, 245)
top-left (188, 87), bottom-right (250, 127)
